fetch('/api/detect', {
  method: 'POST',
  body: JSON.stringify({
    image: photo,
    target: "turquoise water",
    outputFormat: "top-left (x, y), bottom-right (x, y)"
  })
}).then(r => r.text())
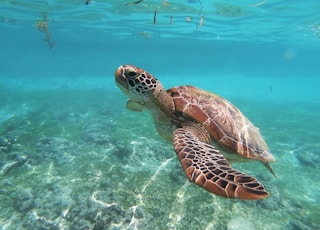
top-left (1, 0), bottom-right (320, 229)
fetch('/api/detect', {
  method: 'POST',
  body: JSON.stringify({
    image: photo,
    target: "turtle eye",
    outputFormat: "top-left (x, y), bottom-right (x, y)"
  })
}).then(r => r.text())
top-left (127, 71), bottom-right (138, 78)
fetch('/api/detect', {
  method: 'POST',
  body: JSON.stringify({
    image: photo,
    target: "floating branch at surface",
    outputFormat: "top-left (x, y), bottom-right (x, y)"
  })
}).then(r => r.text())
top-left (35, 12), bottom-right (56, 49)
top-left (154, 8), bottom-right (158, 24)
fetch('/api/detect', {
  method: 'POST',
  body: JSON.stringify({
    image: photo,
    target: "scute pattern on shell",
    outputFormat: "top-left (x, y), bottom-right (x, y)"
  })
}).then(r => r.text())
top-left (168, 86), bottom-right (274, 163)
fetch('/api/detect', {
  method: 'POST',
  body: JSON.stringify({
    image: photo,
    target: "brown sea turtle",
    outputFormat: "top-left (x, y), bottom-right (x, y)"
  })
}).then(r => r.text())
top-left (114, 64), bottom-right (275, 200)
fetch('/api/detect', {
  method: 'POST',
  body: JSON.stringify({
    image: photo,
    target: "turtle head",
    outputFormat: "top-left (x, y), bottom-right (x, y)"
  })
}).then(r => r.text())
top-left (114, 64), bottom-right (163, 104)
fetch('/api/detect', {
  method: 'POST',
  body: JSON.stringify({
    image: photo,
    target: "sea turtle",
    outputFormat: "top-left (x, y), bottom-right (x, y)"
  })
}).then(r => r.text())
top-left (114, 64), bottom-right (275, 200)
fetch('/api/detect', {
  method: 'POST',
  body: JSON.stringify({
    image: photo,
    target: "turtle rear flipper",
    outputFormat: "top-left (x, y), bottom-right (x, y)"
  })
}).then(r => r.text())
top-left (173, 127), bottom-right (269, 200)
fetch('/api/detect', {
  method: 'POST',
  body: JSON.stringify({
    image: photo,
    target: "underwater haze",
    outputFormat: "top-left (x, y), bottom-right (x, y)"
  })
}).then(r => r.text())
top-left (1, 0), bottom-right (320, 229)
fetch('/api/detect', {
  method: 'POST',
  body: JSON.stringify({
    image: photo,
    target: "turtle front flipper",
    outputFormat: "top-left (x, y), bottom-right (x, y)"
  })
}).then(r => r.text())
top-left (126, 99), bottom-right (145, 111)
top-left (173, 126), bottom-right (269, 200)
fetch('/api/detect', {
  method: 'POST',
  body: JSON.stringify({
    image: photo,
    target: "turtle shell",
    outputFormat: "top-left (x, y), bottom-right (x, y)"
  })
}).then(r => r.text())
top-left (167, 85), bottom-right (275, 163)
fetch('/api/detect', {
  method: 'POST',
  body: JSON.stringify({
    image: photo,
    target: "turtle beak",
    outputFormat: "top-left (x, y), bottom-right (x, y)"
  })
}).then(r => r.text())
top-left (114, 65), bottom-right (129, 90)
